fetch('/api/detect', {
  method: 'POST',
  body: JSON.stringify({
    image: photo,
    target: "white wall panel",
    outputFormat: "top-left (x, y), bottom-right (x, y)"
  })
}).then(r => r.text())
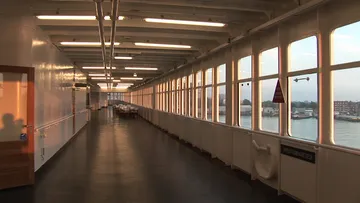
top-left (213, 125), bottom-right (233, 165)
top-left (280, 140), bottom-right (317, 203)
top-left (318, 148), bottom-right (360, 203)
top-left (0, 16), bottom-right (33, 67)
top-left (232, 128), bottom-right (252, 173)
top-left (0, 16), bottom-right (88, 171)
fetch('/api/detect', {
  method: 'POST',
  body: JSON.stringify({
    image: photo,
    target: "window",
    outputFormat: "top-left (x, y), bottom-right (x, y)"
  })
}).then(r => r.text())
top-left (182, 76), bottom-right (186, 115)
top-left (156, 84), bottom-right (160, 110)
top-left (289, 36), bottom-right (317, 71)
top-left (188, 74), bottom-right (193, 117)
top-left (196, 71), bottom-right (202, 118)
top-left (239, 82), bottom-right (252, 129)
top-left (333, 68), bottom-right (360, 149)
top-left (165, 82), bottom-right (169, 112)
top-left (176, 78), bottom-right (181, 114)
top-left (260, 47), bottom-right (278, 76)
top-left (260, 47), bottom-right (279, 133)
top-left (172, 80), bottom-right (175, 113)
top-left (217, 64), bottom-right (226, 123)
top-left (288, 36), bottom-right (318, 141)
top-left (260, 79), bottom-right (279, 133)
top-left (206, 87), bottom-right (213, 121)
top-left (332, 21), bottom-right (360, 65)
top-left (238, 56), bottom-right (252, 129)
top-left (205, 68), bottom-right (213, 121)
top-left (206, 68), bottom-right (213, 85)
top-left (289, 74), bottom-right (318, 141)
top-left (238, 56), bottom-right (252, 80)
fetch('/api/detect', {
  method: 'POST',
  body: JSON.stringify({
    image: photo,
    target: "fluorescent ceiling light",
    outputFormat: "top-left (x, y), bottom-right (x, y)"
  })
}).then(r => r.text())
top-left (36, 15), bottom-right (96, 20)
top-left (135, 42), bottom-right (191, 49)
top-left (120, 77), bottom-right (143, 80)
top-left (104, 16), bottom-right (125, 20)
top-left (88, 73), bottom-right (111, 77)
top-left (144, 18), bottom-right (225, 27)
top-left (82, 67), bottom-right (116, 70)
top-left (113, 80), bottom-right (121, 82)
top-left (60, 42), bottom-right (120, 46)
top-left (91, 77), bottom-right (114, 80)
top-left (115, 56), bottom-right (133, 60)
top-left (125, 67), bottom-right (158, 71)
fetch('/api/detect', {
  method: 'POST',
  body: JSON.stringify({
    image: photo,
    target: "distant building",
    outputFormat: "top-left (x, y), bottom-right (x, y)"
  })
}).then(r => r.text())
top-left (263, 107), bottom-right (275, 114)
top-left (334, 101), bottom-right (360, 115)
top-left (240, 105), bottom-right (251, 116)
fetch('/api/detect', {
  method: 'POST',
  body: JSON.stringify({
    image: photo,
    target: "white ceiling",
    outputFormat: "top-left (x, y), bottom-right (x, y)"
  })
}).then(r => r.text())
top-left (29, 0), bottom-right (311, 85)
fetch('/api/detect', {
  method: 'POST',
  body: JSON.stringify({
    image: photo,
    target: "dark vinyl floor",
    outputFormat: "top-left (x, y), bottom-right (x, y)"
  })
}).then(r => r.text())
top-left (0, 108), bottom-right (298, 203)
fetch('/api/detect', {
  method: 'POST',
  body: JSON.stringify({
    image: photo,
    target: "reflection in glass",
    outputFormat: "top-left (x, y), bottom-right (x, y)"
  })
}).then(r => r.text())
top-left (289, 36), bottom-right (317, 72)
top-left (289, 73), bottom-right (318, 141)
top-left (206, 87), bottom-right (212, 121)
top-left (239, 82), bottom-right (252, 129)
top-left (260, 47), bottom-right (278, 76)
top-left (218, 85), bottom-right (226, 123)
top-left (334, 68), bottom-right (360, 149)
top-left (238, 56), bottom-right (252, 79)
top-left (260, 79), bottom-right (279, 133)
top-left (0, 73), bottom-right (28, 142)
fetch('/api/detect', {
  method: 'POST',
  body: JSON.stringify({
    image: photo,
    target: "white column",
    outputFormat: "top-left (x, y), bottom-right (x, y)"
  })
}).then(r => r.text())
top-left (318, 11), bottom-right (333, 145)
top-left (278, 26), bottom-right (289, 137)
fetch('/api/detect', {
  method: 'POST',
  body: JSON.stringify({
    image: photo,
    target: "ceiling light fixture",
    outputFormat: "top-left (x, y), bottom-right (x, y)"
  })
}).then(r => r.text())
top-left (113, 80), bottom-right (121, 82)
top-left (115, 56), bottom-right (133, 60)
top-left (135, 42), bottom-right (191, 49)
top-left (88, 73), bottom-right (111, 77)
top-left (36, 15), bottom-right (96, 20)
top-left (82, 67), bottom-right (116, 70)
top-left (144, 18), bottom-right (225, 27)
top-left (91, 77), bottom-right (114, 80)
top-left (133, 73), bottom-right (137, 77)
top-left (104, 16), bottom-right (125, 20)
top-left (60, 42), bottom-right (120, 46)
top-left (120, 77), bottom-right (143, 80)
top-left (125, 67), bottom-right (158, 71)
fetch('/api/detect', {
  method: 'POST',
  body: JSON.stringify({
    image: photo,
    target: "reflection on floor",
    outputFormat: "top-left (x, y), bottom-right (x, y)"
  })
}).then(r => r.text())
top-left (0, 108), bottom-right (298, 203)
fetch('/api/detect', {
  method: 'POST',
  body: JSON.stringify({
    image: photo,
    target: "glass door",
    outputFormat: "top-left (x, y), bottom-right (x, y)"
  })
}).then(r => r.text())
top-left (0, 66), bottom-right (34, 190)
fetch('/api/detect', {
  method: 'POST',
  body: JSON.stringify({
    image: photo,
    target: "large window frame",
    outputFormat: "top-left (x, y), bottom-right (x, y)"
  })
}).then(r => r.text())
top-left (195, 71), bottom-right (203, 118)
top-left (259, 47), bottom-right (280, 133)
top-left (287, 35), bottom-right (319, 142)
top-left (329, 20), bottom-right (360, 150)
top-left (216, 64), bottom-right (226, 123)
top-left (188, 74), bottom-right (194, 117)
top-left (205, 68), bottom-right (214, 121)
top-left (237, 55), bottom-right (253, 130)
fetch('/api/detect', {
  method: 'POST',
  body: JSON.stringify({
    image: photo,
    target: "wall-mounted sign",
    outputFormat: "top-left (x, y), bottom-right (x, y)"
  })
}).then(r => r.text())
top-left (281, 144), bottom-right (316, 164)
top-left (272, 80), bottom-right (285, 103)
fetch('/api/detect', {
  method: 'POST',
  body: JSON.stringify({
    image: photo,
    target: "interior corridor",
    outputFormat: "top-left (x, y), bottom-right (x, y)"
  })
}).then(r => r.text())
top-left (0, 108), bottom-right (297, 203)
